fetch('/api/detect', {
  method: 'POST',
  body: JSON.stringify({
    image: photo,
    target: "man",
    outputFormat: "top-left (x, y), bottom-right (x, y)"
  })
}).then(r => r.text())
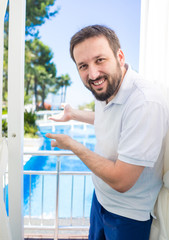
top-left (46, 25), bottom-right (169, 240)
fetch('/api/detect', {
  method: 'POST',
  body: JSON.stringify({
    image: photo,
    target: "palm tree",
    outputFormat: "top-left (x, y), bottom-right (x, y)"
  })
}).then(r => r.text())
top-left (25, 39), bottom-right (57, 110)
top-left (56, 74), bottom-right (71, 104)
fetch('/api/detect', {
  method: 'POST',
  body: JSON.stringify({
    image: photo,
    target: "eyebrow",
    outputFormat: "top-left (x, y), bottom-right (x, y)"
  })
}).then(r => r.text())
top-left (77, 61), bottom-right (85, 67)
top-left (77, 55), bottom-right (104, 67)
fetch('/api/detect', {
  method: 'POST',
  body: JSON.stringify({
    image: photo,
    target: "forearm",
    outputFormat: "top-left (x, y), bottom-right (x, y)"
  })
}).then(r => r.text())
top-left (69, 138), bottom-right (118, 188)
top-left (49, 104), bottom-right (95, 125)
top-left (69, 139), bottom-right (144, 193)
top-left (46, 133), bottom-right (144, 193)
top-left (47, 133), bottom-right (116, 187)
top-left (71, 108), bottom-right (95, 125)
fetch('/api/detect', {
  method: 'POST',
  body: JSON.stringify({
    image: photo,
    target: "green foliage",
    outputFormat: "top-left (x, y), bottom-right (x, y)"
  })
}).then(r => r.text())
top-left (1, 111), bottom-right (39, 138)
top-left (26, 0), bottom-right (59, 37)
top-left (2, 107), bottom-right (7, 115)
top-left (2, 119), bottom-right (8, 137)
top-left (78, 101), bottom-right (95, 112)
top-left (25, 39), bottom-right (58, 110)
top-left (2, 108), bottom-right (8, 137)
top-left (24, 110), bottom-right (39, 137)
top-left (24, 92), bottom-right (32, 105)
top-left (24, 110), bottom-right (37, 125)
top-left (3, 0), bottom-right (72, 111)
top-left (5, 0), bottom-right (59, 37)
top-left (24, 122), bottom-right (38, 137)
top-left (56, 74), bottom-right (72, 103)
top-left (3, 35), bottom-right (8, 103)
top-left (3, 1), bottom-right (60, 105)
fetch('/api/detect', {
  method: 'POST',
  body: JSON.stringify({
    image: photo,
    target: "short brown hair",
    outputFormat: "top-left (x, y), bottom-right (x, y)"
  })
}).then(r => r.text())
top-left (70, 24), bottom-right (121, 62)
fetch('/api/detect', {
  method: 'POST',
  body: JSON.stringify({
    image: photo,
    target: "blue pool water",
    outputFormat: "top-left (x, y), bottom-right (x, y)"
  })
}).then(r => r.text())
top-left (23, 123), bottom-right (96, 218)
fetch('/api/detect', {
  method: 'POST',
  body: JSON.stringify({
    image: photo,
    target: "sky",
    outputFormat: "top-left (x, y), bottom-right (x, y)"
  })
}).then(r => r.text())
top-left (39, 0), bottom-right (141, 108)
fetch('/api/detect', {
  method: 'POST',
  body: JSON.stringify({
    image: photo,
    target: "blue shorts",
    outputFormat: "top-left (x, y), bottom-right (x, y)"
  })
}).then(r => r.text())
top-left (89, 191), bottom-right (152, 240)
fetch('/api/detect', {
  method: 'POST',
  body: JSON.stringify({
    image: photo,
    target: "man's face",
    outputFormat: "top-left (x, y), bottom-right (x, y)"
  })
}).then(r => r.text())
top-left (73, 36), bottom-right (124, 102)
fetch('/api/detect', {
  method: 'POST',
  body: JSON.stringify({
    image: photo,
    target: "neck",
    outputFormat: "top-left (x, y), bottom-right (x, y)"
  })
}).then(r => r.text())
top-left (106, 64), bottom-right (128, 104)
top-left (122, 63), bottom-right (128, 79)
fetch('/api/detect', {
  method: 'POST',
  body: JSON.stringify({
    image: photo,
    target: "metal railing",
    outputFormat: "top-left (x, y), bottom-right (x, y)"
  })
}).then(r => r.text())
top-left (23, 150), bottom-right (93, 239)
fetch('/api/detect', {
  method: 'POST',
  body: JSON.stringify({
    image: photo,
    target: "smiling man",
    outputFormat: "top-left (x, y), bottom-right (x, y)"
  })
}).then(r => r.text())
top-left (46, 25), bottom-right (169, 240)
top-left (73, 36), bottom-right (125, 103)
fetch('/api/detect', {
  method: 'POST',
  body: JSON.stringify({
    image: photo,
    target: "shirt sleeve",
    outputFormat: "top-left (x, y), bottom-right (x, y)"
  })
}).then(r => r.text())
top-left (118, 101), bottom-right (167, 167)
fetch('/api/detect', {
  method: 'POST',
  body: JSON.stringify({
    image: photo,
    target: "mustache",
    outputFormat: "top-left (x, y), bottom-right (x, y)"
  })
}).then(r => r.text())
top-left (88, 75), bottom-right (107, 84)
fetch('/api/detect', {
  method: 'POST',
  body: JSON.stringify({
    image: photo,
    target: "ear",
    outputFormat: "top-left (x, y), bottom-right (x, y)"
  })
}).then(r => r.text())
top-left (116, 49), bottom-right (125, 67)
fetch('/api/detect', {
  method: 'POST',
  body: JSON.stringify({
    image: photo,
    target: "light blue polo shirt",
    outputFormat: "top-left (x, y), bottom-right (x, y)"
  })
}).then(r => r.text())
top-left (93, 65), bottom-right (169, 221)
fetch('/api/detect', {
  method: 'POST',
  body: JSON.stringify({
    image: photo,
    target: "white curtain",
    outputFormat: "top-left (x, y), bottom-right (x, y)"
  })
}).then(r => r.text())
top-left (139, 0), bottom-right (169, 101)
top-left (139, 0), bottom-right (169, 239)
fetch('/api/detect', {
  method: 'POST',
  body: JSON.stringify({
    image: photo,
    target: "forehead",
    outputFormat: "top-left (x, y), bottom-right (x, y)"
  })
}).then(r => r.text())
top-left (73, 36), bottom-right (114, 63)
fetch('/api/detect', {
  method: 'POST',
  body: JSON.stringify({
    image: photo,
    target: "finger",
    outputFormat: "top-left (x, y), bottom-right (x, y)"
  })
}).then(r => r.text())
top-left (46, 133), bottom-right (57, 139)
top-left (51, 140), bottom-right (57, 147)
top-left (48, 116), bottom-right (60, 121)
top-left (48, 116), bottom-right (53, 120)
top-left (48, 117), bottom-right (56, 121)
top-left (48, 113), bottom-right (63, 121)
top-left (48, 117), bottom-right (63, 123)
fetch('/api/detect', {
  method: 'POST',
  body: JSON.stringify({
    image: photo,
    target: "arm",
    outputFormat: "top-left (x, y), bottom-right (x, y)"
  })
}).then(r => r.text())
top-left (45, 133), bottom-right (144, 193)
top-left (46, 101), bottom-right (167, 193)
top-left (49, 104), bottom-right (95, 125)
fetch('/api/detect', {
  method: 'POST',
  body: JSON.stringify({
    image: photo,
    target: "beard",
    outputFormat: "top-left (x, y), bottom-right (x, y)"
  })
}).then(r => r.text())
top-left (85, 63), bottom-right (122, 102)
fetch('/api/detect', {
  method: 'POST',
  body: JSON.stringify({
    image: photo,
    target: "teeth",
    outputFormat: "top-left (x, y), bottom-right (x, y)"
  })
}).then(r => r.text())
top-left (93, 79), bottom-right (105, 86)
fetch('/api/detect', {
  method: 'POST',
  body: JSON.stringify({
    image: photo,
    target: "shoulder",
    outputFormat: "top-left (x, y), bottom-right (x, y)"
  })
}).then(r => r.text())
top-left (122, 69), bottom-right (169, 126)
top-left (127, 69), bottom-right (168, 111)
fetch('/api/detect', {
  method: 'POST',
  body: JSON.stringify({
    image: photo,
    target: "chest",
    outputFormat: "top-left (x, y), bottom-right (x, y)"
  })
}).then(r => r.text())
top-left (94, 105), bottom-right (124, 160)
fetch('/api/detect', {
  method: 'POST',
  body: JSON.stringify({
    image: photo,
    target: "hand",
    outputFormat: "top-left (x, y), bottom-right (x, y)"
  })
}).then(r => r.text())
top-left (46, 133), bottom-right (73, 150)
top-left (48, 104), bottom-right (73, 122)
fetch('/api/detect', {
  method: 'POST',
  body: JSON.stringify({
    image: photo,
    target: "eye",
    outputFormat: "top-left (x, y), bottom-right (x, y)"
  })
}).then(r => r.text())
top-left (96, 58), bottom-right (105, 64)
top-left (79, 64), bottom-right (87, 70)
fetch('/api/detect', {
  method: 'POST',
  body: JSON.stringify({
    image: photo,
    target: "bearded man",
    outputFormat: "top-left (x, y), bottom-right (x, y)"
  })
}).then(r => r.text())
top-left (46, 25), bottom-right (169, 240)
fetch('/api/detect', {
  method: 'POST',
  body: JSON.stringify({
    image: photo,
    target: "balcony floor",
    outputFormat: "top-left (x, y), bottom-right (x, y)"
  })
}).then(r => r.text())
top-left (24, 238), bottom-right (88, 240)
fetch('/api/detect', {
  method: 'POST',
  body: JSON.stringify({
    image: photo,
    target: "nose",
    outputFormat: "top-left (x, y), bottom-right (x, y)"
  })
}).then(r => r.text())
top-left (88, 65), bottom-right (100, 80)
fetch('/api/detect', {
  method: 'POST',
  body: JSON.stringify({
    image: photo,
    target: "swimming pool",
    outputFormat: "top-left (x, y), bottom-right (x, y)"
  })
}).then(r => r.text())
top-left (23, 123), bottom-right (96, 218)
